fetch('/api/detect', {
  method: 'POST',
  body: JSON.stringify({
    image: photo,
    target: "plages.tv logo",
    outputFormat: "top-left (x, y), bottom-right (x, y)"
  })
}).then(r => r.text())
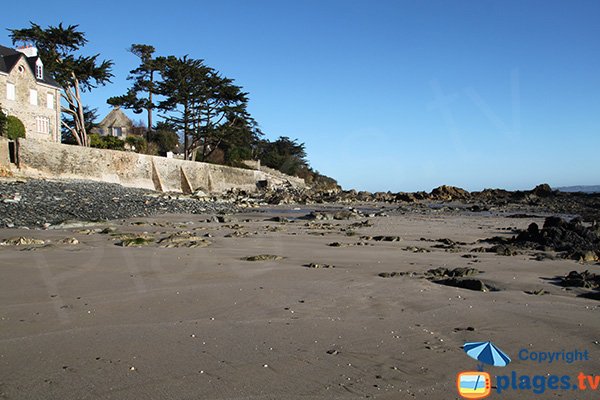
top-left (457, 341), bottom-right (511, 399)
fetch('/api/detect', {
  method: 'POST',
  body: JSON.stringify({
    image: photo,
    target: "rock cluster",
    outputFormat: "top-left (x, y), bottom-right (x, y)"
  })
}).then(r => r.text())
top-left (2, 178), bottom-right (600, 229)
top-left (514, 217), bottom-right (600, 261)
top-left (245, 183), bottom-right (600, 222)
top-left (558, 270), bottom-right (600, 300)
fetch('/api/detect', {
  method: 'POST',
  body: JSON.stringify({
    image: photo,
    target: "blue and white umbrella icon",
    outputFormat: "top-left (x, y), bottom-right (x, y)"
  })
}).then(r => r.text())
top-left (464, 341), bottom-right (511, 369)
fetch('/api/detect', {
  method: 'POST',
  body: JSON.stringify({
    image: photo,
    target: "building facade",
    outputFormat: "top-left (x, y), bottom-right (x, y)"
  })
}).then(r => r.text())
top-left (0, 45), bottom-right (61, 142)
top-left (94, 106), bottom-right (135, 139)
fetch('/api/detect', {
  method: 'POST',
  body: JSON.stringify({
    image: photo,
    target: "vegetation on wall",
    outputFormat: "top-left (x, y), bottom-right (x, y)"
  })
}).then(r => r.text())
top-left (4, 116), bottom-right (26, 140)
top-left (88, 133), bottom-right (125, 150)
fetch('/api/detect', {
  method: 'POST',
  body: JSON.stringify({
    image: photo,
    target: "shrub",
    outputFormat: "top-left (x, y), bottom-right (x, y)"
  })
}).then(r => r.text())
top-left (149, 129), bottom-right (179, 155)
top-left (4, 116), bottom-right (25, 140)
top-left (125, 135), bottom-right (147, 153)
top-left (89, 133), bottom-right (125, 150)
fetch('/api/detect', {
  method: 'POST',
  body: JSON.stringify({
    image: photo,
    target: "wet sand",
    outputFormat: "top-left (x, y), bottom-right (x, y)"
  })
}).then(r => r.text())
top-left (0, 208), bottom-right (598, 399)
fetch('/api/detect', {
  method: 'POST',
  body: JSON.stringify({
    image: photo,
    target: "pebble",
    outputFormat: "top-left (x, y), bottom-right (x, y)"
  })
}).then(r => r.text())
top-left (0, 180), bottom-right (240, 228)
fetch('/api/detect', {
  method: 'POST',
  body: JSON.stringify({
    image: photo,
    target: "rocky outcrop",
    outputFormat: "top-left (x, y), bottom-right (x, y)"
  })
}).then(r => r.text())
top-left (429, 185), bottom-right (471, 201)
top-left (480, 216), bottom-right (600, 261)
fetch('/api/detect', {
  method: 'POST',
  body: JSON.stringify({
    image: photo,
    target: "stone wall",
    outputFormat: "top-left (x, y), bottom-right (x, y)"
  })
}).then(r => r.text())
top-left (14, 138), bottom-right (305, 193)
top-left (0, 137), bottom-right (12, 177)
top-left (0, 137), bottom-right (10, 167)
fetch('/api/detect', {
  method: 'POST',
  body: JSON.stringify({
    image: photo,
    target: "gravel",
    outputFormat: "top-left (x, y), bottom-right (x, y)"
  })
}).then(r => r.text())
top-left (0, 179), bottom-right (239, 228)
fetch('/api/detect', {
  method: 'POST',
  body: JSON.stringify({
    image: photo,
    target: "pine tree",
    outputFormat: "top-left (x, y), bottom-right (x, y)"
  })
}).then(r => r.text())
top-left (107, 44), bottom-right (158, 142)
top-left (9, 22), bottom-right (113, 146)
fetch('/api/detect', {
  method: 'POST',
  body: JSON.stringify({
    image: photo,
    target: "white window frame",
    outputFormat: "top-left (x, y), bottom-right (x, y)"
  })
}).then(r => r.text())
top-left (30, 89), bottom-right (38, 106)
top-left (35, 59), bottom-right (44, 79)
top-left (36, 116), bottom-right (50, 134)
top-left (47, 93), bottom-right (54, 109)
top-left (6, 83), bottom-right (15, 101)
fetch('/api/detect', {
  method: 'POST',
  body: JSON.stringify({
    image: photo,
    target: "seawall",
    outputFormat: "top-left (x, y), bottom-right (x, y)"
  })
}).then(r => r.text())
top-left (0, 137), bottom-right (304, 193)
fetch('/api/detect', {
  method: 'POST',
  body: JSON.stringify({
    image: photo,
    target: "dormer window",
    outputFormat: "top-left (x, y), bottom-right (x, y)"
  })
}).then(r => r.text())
top-left (35, 58), bottom-right (43, 79)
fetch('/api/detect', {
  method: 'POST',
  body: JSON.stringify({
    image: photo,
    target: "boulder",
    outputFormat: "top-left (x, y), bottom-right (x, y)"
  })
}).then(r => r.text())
top-left (430, 185), bottom-right (470, 201)
top-left (532, 183), bottom-right (554, 197)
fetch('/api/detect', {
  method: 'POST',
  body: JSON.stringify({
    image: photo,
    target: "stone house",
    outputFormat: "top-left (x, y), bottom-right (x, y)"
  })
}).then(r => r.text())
top-left (94, 106), bottom-right (134, 139)
top-left (0, 45), bottom-right (61, 142)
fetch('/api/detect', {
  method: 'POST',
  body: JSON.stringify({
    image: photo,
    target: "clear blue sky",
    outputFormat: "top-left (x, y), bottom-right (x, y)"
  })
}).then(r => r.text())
top-left (2, 1), bottom-right (599, 192)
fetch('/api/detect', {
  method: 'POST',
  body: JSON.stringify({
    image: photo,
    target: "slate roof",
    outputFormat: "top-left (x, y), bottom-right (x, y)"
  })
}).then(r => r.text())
top-left (0, 44), bottom-right (61, 88)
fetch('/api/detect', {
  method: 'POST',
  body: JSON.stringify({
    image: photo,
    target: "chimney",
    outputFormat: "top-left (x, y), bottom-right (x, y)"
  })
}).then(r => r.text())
top-left (16, 45), bottom-right (38, 58)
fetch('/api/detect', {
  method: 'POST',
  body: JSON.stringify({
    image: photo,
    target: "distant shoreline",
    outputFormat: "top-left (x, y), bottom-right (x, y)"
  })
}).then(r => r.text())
top-left (555, 185), bottom-right (600, 193)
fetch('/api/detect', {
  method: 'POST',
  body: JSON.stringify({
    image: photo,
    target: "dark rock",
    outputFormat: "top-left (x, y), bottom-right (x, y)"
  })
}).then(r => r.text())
top-left (372, 235), bottom-right (401, 242)
top-left (216, 215), bottom-right (235, 223)
top-left (267, 216), bottom-right (293, 223)
top-left (525, 289), bottom-right (548, 296)
top-left (514, 217), bottom-right (600, 258)
top-left (453, 326), bottom-right (476, 332)
top-left (426, 267), bottom-right (479, 278)
top-left (395, 192), bottom-right (417, 203)
top-left (532, 183), bottom-right (554, 197)
top-left (378, 271), bottom-right (417, 278)
top-left (434, 278), bottom-right (492, 292)
top-left (468, 205), bottom-right (489, 212)
top-left (560, 270), bottom-right (600, 289)
top-left (430, 185), bottom-right (470, 201)
top-left (489, 244), bottom-right (520, 256)
top-left (534, 252), bottom-right (555, 261)
top-left (305, 263), bottom-right (334, 269)
top-left (243, 254), bottom-right (284, 261)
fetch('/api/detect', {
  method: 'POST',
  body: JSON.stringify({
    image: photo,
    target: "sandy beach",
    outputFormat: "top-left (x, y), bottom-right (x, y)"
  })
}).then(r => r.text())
top-left (0, 206), bottom-right (599, 399)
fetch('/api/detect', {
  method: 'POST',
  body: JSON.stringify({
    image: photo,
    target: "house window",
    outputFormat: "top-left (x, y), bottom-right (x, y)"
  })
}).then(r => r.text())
top-left (36, 116), bottom-right (50, 134)
top-left (35, 59), bottom-right (43, 79)
top-left (47, 93), bottom-right (54, 109)
top-left (30, 89), bottom-right (38, 106)
top-left (6, 83), bottom-right (15, 101)
top-left (112, 127), bottom-right (123, 137)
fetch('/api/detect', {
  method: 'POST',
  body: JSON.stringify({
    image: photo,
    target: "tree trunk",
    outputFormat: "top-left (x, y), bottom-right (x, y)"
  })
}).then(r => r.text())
top-left (72, 72), bottom-right (88, 146)
top-left (147, 70), bottom-right (153, 142)
top-left (183, 103), bottom-right (189, 160)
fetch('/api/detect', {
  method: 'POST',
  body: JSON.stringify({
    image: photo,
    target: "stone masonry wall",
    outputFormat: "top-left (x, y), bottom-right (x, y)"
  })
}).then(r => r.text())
top-left (0, 59), bottom-right (61, 142)
top-left (15, 138), bottom-right (305, 193)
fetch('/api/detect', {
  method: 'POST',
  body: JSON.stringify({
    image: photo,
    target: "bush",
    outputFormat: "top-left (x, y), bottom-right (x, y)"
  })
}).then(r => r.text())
top-left (149, 129), bottom-right (179, 155)
top-left (89, 133), bottom-right (125, 150)
top-left (125, 135), bottom-right (147, 153)
top-left (4, 116), bottom-right (25, 140)
top-left (296, 167), bottom-right (340, 191)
